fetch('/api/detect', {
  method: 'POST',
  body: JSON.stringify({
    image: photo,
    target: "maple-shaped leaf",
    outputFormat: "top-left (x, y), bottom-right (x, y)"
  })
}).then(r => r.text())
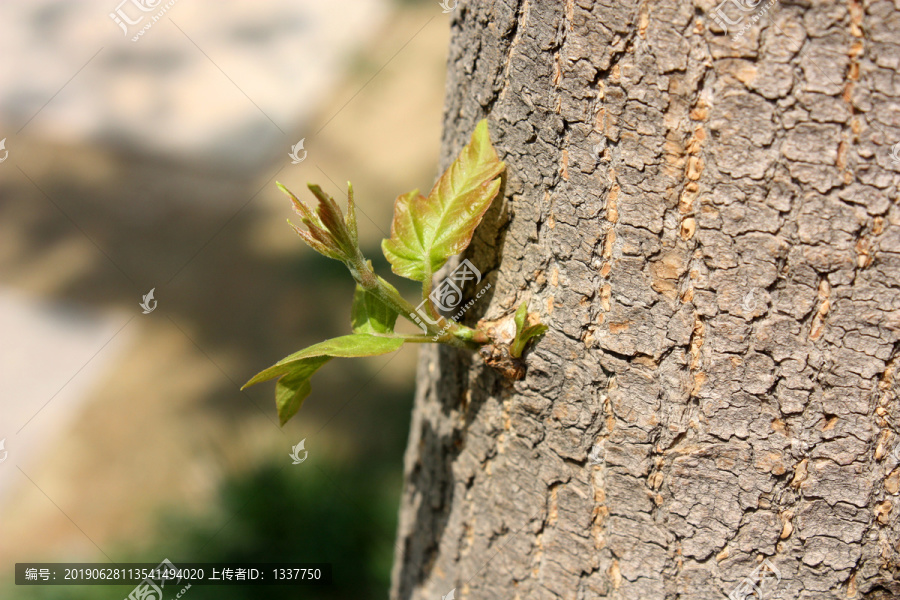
top-left (382, 119), bottom-right (505, 281)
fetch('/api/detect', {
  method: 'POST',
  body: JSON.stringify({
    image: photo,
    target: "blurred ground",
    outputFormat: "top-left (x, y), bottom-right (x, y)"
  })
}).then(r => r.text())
top-left (0, 0), bottom-right (450, 597)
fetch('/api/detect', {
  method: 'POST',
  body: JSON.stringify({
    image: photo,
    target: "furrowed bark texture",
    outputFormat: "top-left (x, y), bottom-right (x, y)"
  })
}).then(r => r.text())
top-left (392, 1), bottom-right (900, 598)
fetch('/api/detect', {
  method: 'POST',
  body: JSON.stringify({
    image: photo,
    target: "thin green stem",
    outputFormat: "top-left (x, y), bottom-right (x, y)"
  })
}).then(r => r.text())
top-left (344, 253), bottom-right (488, 350)
top-left (347, 258), bottom-right (462, 345)
top-left (421, 261), bottom-right (444, 324)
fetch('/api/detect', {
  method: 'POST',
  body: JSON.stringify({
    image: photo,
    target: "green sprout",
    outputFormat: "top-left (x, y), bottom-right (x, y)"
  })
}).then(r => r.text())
top-left (242, 120), bottom-right (549, 425)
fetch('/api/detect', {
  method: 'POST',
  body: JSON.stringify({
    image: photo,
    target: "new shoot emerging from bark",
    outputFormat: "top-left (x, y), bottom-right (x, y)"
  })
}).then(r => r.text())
top-left (243, 120), bottom-right (548, 425)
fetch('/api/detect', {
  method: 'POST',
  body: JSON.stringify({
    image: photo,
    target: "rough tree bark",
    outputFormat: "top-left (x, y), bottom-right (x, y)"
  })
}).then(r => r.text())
top-left (391, 1), bottom-right (900, 598)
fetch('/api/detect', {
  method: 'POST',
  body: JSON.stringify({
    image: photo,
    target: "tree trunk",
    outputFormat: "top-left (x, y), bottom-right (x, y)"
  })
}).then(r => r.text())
top-left (391, 1), bottom-right (900, 598)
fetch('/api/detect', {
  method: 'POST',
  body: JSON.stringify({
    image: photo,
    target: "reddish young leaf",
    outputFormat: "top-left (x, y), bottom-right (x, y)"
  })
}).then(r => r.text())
top-left (382, 119), bottom-right (505, 281)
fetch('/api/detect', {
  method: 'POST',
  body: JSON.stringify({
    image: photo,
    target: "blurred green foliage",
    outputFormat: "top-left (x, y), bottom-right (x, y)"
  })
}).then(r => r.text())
top-left (12, 456), bottom-right (405, 600)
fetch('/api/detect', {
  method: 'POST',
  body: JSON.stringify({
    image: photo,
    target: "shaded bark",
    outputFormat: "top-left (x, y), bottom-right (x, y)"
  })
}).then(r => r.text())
top-left (392, 1), bottom-right (900, 598)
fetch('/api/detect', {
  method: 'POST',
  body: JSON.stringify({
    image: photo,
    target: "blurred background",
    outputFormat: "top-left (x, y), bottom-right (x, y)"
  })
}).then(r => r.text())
top-left (0, 0), bottom-right (450, 597)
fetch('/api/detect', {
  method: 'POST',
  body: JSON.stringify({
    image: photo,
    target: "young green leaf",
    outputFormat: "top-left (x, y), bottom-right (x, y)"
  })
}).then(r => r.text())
top-left (243, 334), bottom-right (404, 387)
top-left (510, 323), bottom-right (548, 358)
top-left (350, 260), bottom-right (402, 334)
top-left (351, 284), bottom-right (399, 334)
top-left (514, 302), bottom-right (528, 335)
top-left (274, 357), bottom-right (329, 426)
top-left (381, 119), bottom-right (505, 281)
top-left (242, 334), bottom-right (405, 425)
top-left (509, 302), bottom-right (549, 358)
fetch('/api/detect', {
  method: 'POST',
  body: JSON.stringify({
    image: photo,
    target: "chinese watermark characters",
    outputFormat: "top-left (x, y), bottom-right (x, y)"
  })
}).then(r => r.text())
top-left (729, 558), bottom-right (783, 600)
top-left (408, 259), bottom-right (491, 340)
